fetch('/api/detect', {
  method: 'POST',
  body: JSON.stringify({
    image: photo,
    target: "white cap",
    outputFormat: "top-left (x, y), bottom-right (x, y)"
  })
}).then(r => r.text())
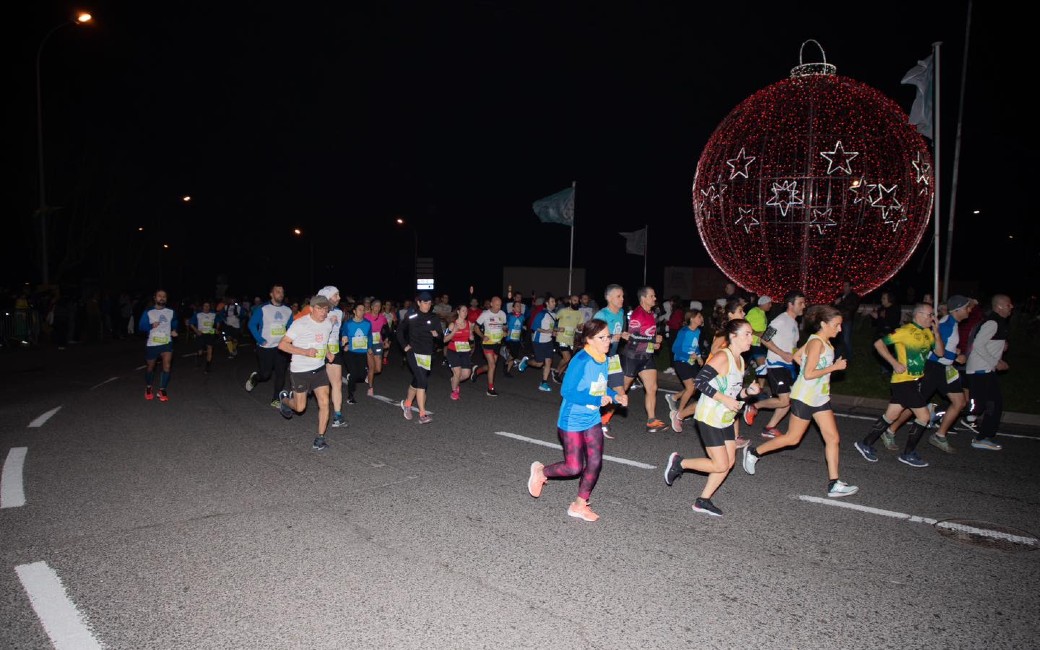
top-left (689, 301), bottom-right (703, 311)
top-left (317, 285), bottom-right (339, 299)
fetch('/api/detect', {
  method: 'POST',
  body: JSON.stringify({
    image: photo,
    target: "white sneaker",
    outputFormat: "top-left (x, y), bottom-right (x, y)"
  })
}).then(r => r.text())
top-left (742, 446), bottom-right (759, 475)
top-left (971, 438), bottom-right (1002, 451)
top-left (665, 393), bottom-right (678, 415)
top-left (827, 480), bottom-right (859, 498)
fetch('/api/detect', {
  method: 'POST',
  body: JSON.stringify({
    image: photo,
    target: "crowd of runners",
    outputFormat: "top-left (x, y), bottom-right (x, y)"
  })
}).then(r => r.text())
top-left (138, 280), bottom-right (1015, 521)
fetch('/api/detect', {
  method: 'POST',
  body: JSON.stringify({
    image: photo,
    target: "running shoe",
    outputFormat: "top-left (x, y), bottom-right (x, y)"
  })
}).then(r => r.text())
top-left (880, 430), bottom-right (898, 451)
top-left (670, 411), bottom-right (683, 433)
top-left (827, 480), bottom-right (859, 498)
top-left (853, 441), bottom-right (878, 462)
top-left (486, 388), bottom-right (498, 397)
top-left (400, 400), bottom-right (413, 421)
top-left (471, 365), bottom-right (479, 382)
top-left (418, 413), bottom-right (432, 424)
top-left (646, 418), bottom-right (666, 433)
top-left (270, 399), bottom-right (280, 409)
top-left (278, 390), bottom-right (293, 419)
top-left (733, 435), bottom-right (750, 449)
top-left (331, 415), bottom-right (346, 428)
top-left (346, 397), bottom-right (357, 405)
top-left (366, 387), bottom-right (374, 397)
top-left (761, 427), bottom-right (781, 439)
top-left (551, 370), bottom-right (562, 385)
top-left (743, 404), bottom-right (758, 426)
top-left (742, 446), bottom-right (759, 475)
top-left (602, 425), bottom-right (614, 440)
top-left (567, 500), bottom-right (599, 522)
top-left (312, 436), bottom-right (328, 451)
top-left (898, 451), bottom-right (929, 468)
top-left (518, 356), bottom-right (529, 373)
top-left (928, 433), bottom-right (956, 454)
top-left (665, 393), bottom-right (678, 415)
top-left (538, 382), bottom-right (551, 392)
top-left (145, 386), bottom-right (154, 401)
top-left (664, 452), bottom-right (683, 486)
top-left (157, 389), bottom-right (169, 403)
top-left (527, 462), bottom-right (546, 498)
top-left (971, 437), bottom-right (1002, 451)
top-left (692, 497), bottom-right (723, 517)
top-left (450, 389), bottom-right (460, 401)
top-left (630, 379), bottom-right (643, 391)
top-left (957, 418), bottom-right (980, 435)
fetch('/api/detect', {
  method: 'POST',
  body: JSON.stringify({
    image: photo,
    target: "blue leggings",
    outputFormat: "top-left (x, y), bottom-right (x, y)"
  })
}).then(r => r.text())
top-left (543, 425), bottom-right (604, 500)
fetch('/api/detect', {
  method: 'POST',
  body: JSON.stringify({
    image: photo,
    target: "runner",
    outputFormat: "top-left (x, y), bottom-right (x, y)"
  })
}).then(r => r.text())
top-left (443, 306), bottom-right (475, 400)
top-left (342, 301), bottom-right (372, 406)
top-left (854, 303), bottom-right (944, 467)
top-left (745, 295), bottom-right (773, 394)
top-left (593, 284), bottom-right (627, 439)
top-left (741, 305), bottom-right (859, 498)
top-left (663, 319), bottom-right (760, 517)
top-left (622, 286), bottom-right (666, 433)
top-left (245, 284), bottom-right (294, 408)
top-left (705, 298), bottom-right (750, 446)
top-left (745, 291), bottom-right (806, 438)
top-left (964, 294), bottom-right (1014, 451)
top-left (277, 294), bottom-right (336, 450)
top-left (554, 294), bottom-right (585, 382)
top-left (503, 297), bottom-right (528, 376)
top-left (667, 308), bottom-right (704, 433)
top-left (188, 300), bottom-right (222, 374)
top-left (140, 289), bottom-right (179, 402)
top-left (526, 319), bottom-right (629, 522)
top-left (475, 296), bottom-right (508, 397)
top-left (315, 287), bottom-right (346, 428)
top-left (365, 299), bottom-right (390, 397)
top-left (525, 295), bottom-right (559, 392)
top-left (397, 291), bottom-right (441, 423)
top-left (223, 298), bottom-right (244, 359)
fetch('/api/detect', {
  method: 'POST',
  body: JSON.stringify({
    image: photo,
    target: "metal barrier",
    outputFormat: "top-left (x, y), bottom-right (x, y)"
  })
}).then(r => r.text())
top-left (0, 309), bottom-right (41, 347)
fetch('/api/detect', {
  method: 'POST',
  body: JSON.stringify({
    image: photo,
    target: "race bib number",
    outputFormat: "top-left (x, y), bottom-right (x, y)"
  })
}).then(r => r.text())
top-left (590, 376), bottom-right (607, 397)
top-left (151, 334), bottom-right (169, 345)
top-left (455, 341), bottom-right (471, 353)
top-left (328, 341), bottom-right (341, 354)
top-left (415, 353), bottom-right (432, 371)
top-left (372, 332), bottom-right (381, 345)
top-left (647, 342), bottom-right (655, 353)
top-left (486, 331), bottom-right (503, 344)
top-left (945, 366), bottom-right (959, 384)
top-left (608, 355), bottom-right (622, 374)
top-left (351, 333), bottom-right (368, 351)
top-left (201, 326), bottom-right (215, 334)
top-left (508, 329), bottom-right (521, 341)
top-left (688, 353), bottom-right (698, 365)
top-left (271, 325), bottom-right (286, 337)
top-left (312, 345), bottom-right (327, 359)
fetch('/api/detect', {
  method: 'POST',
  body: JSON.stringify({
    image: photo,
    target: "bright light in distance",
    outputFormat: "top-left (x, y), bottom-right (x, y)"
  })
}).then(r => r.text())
top-left (972, 210), bottom-right (980, 214)
top-left (182, 196), bottom-right (191, 202)
top-left (395, 218), bottom-right (405, 225)
top-left (76, 13), bottom-right (92, 23)
top-left (163, 244), bottom-right (170, 249)
top-left (293, 228), bottom-right (302, 236)
top-left (137, 227), bottom-right (144, 232)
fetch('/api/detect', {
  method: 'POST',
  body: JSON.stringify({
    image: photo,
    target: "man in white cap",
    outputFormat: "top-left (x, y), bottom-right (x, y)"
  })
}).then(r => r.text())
top-left (278, 294), bottom-right (336, 450)
top-left (316, 286), bottom-right (347, 428)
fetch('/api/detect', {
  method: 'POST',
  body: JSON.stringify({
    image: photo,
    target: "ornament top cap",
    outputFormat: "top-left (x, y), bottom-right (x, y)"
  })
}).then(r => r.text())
top-left (790, 39), bottom-right (837, 78)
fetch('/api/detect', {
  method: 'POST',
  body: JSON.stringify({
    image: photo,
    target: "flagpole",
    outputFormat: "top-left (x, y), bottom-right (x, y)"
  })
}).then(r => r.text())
top-left (642, 224), bottom-right (648, 285)
top-left (931, 42), bottom-right (942, 307)
top-left (942, 1), bottom-right (971, 302)
top-left (568, 180), bottom-right (576, 295)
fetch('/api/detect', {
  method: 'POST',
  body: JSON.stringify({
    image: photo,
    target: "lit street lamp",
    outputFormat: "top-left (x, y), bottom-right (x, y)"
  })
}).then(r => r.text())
top-left (35, 11), bottom-right (93, 286)
top-left (395, 218), bottom-right (419, 289)
top-left (292, 228), bottom-right (315, 290)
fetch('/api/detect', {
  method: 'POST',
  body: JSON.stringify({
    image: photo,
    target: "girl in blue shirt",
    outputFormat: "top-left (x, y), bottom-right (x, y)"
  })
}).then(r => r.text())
top-left (527, 319), bottom-right (629, 522)
top-left (667, 309), bottom-right (704, 431)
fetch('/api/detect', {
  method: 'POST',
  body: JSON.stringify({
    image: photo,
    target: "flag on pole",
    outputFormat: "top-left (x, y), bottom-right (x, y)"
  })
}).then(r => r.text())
top-left (532, 187), bottom-right (575, 226)
top-left (619, 227), bottom-right (646, 255)
top-left (902, 53), bottom-right (934, 140)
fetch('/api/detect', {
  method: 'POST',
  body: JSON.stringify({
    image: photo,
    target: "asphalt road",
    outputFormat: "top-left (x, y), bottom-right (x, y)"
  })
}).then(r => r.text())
top-left (2, 340), bottom-right (1038, 649)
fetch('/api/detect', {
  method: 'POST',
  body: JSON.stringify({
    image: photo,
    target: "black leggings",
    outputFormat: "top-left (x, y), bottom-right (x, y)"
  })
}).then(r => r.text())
top-left (968, 373), bottom-right (1002, 440)
top-left (255, 347), bottom-right (289, 399)
top-left (543, 424), bottom-right (605, 500)
top-left (345, 353), bottom-right (369, 398)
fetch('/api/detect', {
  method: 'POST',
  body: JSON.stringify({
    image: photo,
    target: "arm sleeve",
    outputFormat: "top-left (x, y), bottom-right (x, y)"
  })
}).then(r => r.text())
top-left (138, 311), bottom-right (150, 333)
top-left (397, 316), bottom-right (411, 349)
top-left (248, 308), bottom-right (263, 342)
top-left (171, 314), bottom-right (179, 331)
top-left (672, 328), bottom-right (688, 357)
top-left (693, 364), bottom-right (719, 398)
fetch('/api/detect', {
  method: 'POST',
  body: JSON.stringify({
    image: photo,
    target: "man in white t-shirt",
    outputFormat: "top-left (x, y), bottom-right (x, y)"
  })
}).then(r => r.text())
top-left (745, 290), bottom-right (805, 438)
top-left (277, 294), bottom-right (335, 451)
top-left (475, 296), bottom-right (508, 396)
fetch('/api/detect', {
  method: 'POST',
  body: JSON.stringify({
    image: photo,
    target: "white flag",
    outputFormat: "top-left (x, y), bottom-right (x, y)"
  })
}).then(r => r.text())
top-left (619, 228), bottom-right (646, 255)
top-left (901, 53), bottom-right (934, 140)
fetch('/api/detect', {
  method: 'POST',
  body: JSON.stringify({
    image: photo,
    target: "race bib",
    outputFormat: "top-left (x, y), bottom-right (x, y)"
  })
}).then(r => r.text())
top-left (608, 354), bottom-right (622, 374)
top-left (271, 325), bottom-right (286, 336)
top-left (415, 353), bottom-right (432, 370)
top-left (486, 331), bottom-right (503, 344)
top-left (590, 376), bottom-right (607, 397)
top-left (151, 334), bottom-right (169, 345)
top-left (688, 353), bottom-right (698, 365)
top-left (351, 333), bottom-right (368, 351)
top-left (945, 366), bottom-right (959, 384)
top-left (372, 332), bottom-right (381, 345)
top-left (328, 341), bottom-right (341, 354)
top-left (647, 342), bottom-right (655, 353)
top-left (201, 326), bottom-right (215, 334)
top-left (508, 329), bottom-right (521, 341)
top-left (312, 345), bottom-right (327, 359)
top-left (455, 341), bottom-right (471, 353)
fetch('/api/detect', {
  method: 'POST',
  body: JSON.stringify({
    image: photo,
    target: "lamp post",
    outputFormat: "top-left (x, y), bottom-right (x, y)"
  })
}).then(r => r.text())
top-left (293, 228), bottom-right (314, 290)
top-left (395, 218), bottom-right (419, 290)
top-left (36, 12), bottom-right (93, 286)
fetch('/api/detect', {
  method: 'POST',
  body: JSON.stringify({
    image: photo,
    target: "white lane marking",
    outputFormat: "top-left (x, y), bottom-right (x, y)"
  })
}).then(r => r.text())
top-left (89, 377), bottom-right (119, 390)
top-left (2, 447), bottom-right (28, 508)
top-left (135, 365), bottom-right (147, 370)
top-left (28, 407), bottom-right (62, 428)
top-left (181, 352), bottom-right (199, 358)
top-left (797, 496), bottom-right (1038, 546)
top-left (493, 431), bottom-right (657, 469)
top-left (833, 413), bottom-right (877, 422)
top-left (15, 562), bottom-right (103, 650)
top-left (371, 393), bottom-right (433, 415)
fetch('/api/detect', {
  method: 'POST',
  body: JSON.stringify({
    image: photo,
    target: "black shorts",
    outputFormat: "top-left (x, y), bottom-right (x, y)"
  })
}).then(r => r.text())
top-left (505, 340), bottom-right (522, 358)
top-left (327, 350), bottom-right (345, 366)
top-left (622, 355), bottom-right (656, 377)
top-left (766, 367), bottom-right (795, 396)
top-left (919, 361), bottom-right (963, 398)
top-left (196, 333), bottom-right (218, 349)
top-left (145, 343), bottom-right (173, 361)
top-left (290, 366), bottom-right (330, 394)
top-left (673, 360), bottom-right (699, 382)
top-left (890, 379), bottom-right (927, 409)
top-left (533, 341), bottom-right (555, 362)
top-left (696, 421), bottom-right (735, 447)
top-left (224, 325), bottom-right (241, 339)
top-left (447, 349), bottom-right (472, 369)
top-left (790, 398), bottom-right (832, 420)
top-left (407, 351), bottom-right (432, 390)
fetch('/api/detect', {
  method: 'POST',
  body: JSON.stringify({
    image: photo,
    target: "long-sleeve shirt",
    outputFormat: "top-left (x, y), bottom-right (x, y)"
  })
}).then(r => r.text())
top-left (140, 308), bottom-right (179, 347)
top-left (672, 327), bottom-right (702, 364)
top-left (248, 302), bottom-right (294, 348)
top-left (557, 349), bottom-right (618, 431)
top-left (397, 309), bottom-right (440, 355)
top-left (966, 314), bottom-right (1009, 374)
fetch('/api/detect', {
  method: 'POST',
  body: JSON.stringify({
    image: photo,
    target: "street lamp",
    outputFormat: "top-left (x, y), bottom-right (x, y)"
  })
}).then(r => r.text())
top-left (292, 228), bottom-right (315, 290)
top-left (36, 11), bottom-right (94, 286)
top-left (395, 218), bottom-right (419, 289)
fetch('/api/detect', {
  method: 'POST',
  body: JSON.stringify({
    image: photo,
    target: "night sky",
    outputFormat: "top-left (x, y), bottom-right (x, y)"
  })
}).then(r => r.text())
top-left (8, 1), bottom-right (1036, 304)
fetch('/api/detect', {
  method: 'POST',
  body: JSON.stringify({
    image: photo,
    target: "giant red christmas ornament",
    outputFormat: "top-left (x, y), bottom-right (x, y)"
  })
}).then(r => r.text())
top-left (692, 43), bottom-right (934, 304)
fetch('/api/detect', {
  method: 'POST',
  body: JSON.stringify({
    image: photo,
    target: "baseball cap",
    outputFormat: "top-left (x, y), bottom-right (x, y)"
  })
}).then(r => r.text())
top-left (758, 295), bottom-right (773, 306)
top-left (309, 295), bottom-right (330, 309)
top-left (417, 291), bottom-right (433, 302)
top-left (946, 295), bottom-right (973, 312)
top-left (689, 301), bottom-right (703, 311)
top-left (317, 285), bottom-right (339, 299)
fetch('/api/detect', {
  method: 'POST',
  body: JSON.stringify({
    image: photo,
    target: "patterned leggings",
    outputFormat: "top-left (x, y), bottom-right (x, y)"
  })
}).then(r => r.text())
top-left (543, 424), bottom-right (604, 500)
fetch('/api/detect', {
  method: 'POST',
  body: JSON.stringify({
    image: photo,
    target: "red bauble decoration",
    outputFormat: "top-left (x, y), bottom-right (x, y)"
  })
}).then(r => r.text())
top-left (692, 52), bottom-right (934, 304)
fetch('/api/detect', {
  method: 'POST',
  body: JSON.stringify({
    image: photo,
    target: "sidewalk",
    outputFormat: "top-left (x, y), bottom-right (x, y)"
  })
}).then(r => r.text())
top-left (654, 370), bottom-right (1040, 428)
